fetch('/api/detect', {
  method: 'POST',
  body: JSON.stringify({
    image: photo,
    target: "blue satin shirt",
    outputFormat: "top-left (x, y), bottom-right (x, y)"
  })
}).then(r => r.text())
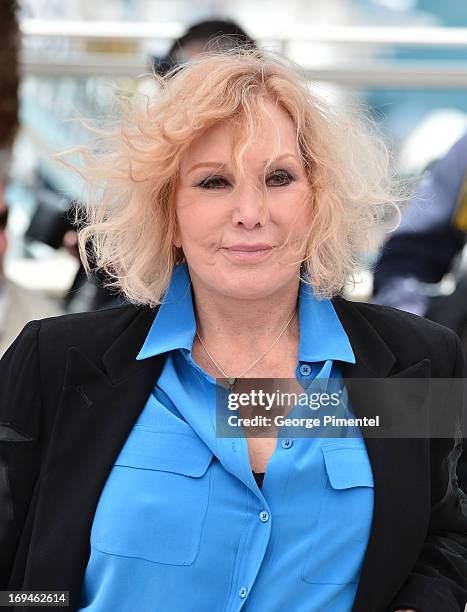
top-left (78, 263), bottom-right (374, 612)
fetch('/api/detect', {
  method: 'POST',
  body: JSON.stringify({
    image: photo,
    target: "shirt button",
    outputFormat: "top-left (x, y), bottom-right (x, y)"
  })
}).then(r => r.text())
top-left (259, 510), bottom-right (270, 522)
top-left (238, 586), bottom-right (248, 598)
top-left (299, 363), bottom-right (312, 376)
top-left (282, 438), bottom-right (293, 449)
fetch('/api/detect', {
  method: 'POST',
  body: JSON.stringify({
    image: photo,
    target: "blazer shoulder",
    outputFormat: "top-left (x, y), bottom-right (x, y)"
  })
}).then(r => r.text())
top-left (350, 299), bottom-right (458, 338)
top-left (333, 297), bottom-right (462, 370)
top-left (38, 302), bottom-right (132, 326)
top-left (37, 303), bottom-right (151, 351)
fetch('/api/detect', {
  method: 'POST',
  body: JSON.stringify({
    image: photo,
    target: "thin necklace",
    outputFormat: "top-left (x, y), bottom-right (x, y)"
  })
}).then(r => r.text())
top-left (196, 310), bottom-right (296, 390)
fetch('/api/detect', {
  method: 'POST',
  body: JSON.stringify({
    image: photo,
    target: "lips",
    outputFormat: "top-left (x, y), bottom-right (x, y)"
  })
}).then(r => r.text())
top-left (224, 244), bottom-right (272, 251)
top-left (220, 243), bottom-right (274, 263)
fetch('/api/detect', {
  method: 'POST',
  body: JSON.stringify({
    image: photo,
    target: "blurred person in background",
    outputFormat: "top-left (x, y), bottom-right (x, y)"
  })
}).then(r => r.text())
top-left (0, 0), bottom-right (62, 356)
top-left (372, 132), bottom-right (467, 340)
top-left (0, 197), bottom-right (62, 356)
top-left (152, 18), bottom-right (256, 76)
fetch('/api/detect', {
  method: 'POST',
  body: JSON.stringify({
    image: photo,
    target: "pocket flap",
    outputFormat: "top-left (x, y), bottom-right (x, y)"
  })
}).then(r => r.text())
top-left (321, 445), bottom-right (374, 489)
top-left (114, 427), bottom-right (213, 477)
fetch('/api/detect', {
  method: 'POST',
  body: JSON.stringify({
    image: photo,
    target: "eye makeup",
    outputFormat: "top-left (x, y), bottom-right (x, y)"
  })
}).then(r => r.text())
top-left (195, 168), bottom-right (296, 190)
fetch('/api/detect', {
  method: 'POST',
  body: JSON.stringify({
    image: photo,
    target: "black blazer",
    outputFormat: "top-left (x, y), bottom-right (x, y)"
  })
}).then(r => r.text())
top-left (0, 297), bottom-right (466, 612)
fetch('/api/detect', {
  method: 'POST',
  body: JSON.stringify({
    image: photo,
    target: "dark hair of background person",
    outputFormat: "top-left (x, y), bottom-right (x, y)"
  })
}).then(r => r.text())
top-left (153, 18), bottom-right (257, 77)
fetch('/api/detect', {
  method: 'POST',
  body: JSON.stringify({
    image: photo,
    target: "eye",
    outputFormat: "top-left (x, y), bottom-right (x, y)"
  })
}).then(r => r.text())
top-left (197, 175), bottom-right (230, 189)
top-left (266, 169), bottom-right (295, 187)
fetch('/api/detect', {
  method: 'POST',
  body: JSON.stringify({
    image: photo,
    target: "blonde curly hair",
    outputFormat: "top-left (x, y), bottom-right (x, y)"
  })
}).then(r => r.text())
top-left (59, 47), bottom-right (403, 307)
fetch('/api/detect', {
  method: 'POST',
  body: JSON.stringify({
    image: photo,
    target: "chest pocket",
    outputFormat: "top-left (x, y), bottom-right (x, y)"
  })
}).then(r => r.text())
top-left (91, 425), bottom-right (214, 566)
top-left (302, 442), bottom-right (374, 585)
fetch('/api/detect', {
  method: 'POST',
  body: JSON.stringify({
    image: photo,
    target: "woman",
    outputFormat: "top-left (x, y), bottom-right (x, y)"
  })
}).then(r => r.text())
top-left (0, 49), bottom-right (466, 612)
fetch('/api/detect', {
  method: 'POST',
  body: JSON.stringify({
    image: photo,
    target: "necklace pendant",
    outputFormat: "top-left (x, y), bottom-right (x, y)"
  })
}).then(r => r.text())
top-left (228, 376), bottom-right (237, 388)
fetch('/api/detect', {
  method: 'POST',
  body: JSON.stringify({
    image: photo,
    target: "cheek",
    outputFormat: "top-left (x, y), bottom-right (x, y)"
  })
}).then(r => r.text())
top-left (272, 189), bottom-right (313, 235)
top-left (175, 197), bottom-right (224, 247)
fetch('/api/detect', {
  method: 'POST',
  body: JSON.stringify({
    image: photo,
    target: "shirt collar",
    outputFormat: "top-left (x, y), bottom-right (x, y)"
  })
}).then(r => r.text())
top-left (136, 263), bottom-right (355, 365)
top-left (136, 263), bottom-right (195, 359)
top-left (297, 280), bottom-right (355, 364)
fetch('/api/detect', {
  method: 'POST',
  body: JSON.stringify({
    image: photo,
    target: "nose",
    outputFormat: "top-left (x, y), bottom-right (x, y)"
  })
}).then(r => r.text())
top-left (231, 184), bottom-right (269, 229)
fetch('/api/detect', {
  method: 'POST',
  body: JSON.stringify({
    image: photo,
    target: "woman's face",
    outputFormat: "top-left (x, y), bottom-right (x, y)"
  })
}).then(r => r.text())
top-left (174, 99), bottom-right (312, 301)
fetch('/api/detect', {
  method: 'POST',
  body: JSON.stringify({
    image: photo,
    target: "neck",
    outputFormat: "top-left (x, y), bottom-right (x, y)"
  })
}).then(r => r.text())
top-left (192, 275), bottom-right (300, 350)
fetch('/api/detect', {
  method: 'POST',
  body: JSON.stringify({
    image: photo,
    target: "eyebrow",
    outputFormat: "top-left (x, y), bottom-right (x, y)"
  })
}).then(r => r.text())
top-left (186, 153), bottom-right (299, 175)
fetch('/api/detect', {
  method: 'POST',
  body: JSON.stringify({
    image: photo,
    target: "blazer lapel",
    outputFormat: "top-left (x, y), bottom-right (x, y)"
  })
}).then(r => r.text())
top-left (332, 298), bottom-right (432, 612)
top-left (23, 306), bottom-right (164, 609)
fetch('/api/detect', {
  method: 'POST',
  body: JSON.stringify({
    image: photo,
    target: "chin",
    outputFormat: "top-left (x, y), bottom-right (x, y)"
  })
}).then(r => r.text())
top-left (216, 269), bottom-right (284, 300)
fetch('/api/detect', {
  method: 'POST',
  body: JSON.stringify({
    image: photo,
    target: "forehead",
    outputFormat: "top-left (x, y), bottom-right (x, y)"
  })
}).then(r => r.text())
top-left (180, 99), bottom-right (298, 170)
